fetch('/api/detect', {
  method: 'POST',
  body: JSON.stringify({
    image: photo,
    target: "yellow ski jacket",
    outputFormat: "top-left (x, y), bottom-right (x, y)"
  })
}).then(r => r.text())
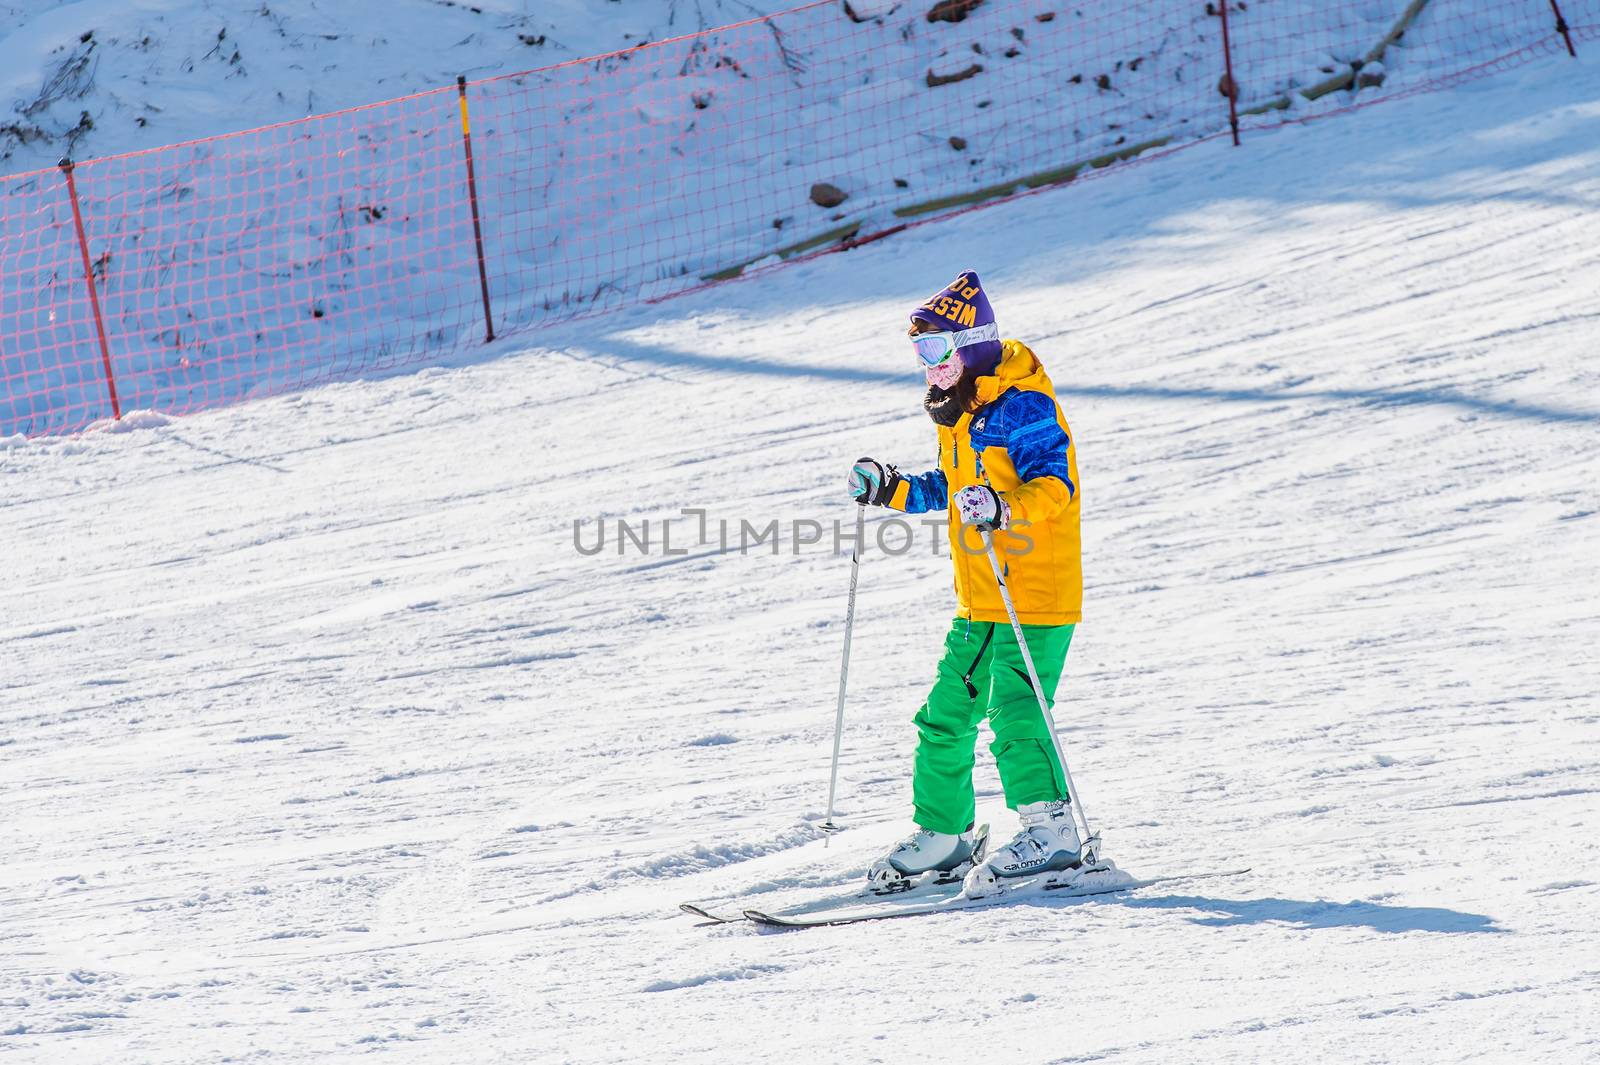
top-left (890, 339), bottom-right (1082, 626)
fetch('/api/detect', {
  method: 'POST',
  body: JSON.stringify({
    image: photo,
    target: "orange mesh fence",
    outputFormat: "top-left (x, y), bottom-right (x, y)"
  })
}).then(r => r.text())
top-left (1228, 1), bottom-right (1585, 131)
top-left (1569, 0), bottom-right (1600, 42)
top-left (0, 0), bottom-right (1586, 437)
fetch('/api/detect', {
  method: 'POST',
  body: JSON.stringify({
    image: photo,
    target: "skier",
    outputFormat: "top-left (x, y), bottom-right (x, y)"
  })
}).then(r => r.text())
top-left (848, 270), bottom-right (1084, 896)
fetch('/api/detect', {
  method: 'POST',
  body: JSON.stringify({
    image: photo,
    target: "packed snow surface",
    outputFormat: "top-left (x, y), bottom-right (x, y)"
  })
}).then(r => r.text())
top-left (4, 52), bottom-right (1600, 1065)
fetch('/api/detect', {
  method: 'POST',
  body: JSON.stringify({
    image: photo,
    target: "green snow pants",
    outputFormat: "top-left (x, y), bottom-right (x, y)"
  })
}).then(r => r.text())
top-left (912, 618), bottom-right (1075, 835)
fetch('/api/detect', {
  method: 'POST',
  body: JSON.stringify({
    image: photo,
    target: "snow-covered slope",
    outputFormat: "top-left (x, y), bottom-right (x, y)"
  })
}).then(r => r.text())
top-left (0, 0), bottom-right (804, 173)
top-left (4, 49), bottom-right (1600, 1065)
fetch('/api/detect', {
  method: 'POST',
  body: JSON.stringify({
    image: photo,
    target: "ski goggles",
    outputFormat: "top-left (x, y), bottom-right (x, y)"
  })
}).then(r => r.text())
top-left (911, 322), bottom-right (999, 368)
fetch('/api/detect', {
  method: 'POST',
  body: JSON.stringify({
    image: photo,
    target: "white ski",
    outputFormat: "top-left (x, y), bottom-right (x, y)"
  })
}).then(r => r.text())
top-left (740, 865), bottom-right (1253, 928)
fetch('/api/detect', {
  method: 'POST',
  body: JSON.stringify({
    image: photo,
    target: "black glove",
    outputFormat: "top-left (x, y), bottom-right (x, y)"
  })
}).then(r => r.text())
top-left (847, 457), bottom-right (902, 507)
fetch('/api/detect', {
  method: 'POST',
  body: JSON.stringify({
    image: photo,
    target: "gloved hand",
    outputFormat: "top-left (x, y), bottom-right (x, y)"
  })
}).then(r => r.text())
top-left (954, 484), bottom-right (1010, 531)
top-left (848, 457), bottom-right (902, 507)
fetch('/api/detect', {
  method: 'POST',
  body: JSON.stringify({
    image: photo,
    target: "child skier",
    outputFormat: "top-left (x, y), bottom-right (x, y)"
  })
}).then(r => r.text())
top-left (847, 270), bottom-right (1084, 896)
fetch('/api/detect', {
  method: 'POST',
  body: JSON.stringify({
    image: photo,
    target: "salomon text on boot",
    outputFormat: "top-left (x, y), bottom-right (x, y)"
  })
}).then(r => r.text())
top-left (963, 800), bottom-right (1081, 897)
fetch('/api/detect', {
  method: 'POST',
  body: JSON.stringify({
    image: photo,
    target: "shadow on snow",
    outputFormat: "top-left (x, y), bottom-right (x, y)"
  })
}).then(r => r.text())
top-left (1109, 893), bottom-right (1503, 934)
top-left (576, 333), bottom-right (1600, 426)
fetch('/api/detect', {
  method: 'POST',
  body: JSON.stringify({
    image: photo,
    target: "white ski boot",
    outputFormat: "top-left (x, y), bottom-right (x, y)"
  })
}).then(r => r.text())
top-left (963, 799), bottom-right (1084, 897)
top-left (866, 824), bottom-right (987, 895)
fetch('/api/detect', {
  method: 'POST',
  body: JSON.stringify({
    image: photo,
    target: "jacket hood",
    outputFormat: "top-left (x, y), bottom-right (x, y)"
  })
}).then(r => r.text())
top-left (974, 339), bottom-right (1051, 407)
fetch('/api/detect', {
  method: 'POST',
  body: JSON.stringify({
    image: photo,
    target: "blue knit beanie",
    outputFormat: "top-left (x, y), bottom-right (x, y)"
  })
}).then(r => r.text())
top-left (910, 270), bottom-right (1002, 376)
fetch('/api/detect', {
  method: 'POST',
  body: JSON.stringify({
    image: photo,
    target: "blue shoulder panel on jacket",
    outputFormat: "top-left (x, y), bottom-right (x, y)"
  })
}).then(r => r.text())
top-left (984, 389), bottom-right (1075, 499)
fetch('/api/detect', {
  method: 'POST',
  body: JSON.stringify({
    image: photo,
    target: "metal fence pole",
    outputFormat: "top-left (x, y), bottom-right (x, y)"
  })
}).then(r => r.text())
top-left (59, 158), bottom-right (121, 422)
top-left (456, 76), bottom-right (497, 343)
top-left (1217, 2), bottom-right (1243, 146)
top-left (1547, 0), bottom-right (1579, 56)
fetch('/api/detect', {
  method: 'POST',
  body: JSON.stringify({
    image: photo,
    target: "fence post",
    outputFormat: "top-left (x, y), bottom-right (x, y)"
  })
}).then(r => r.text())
top-left (58, 157), bottom-right (122, 422)
top-left (455, 76), bottom-right (497, 343)
top-left (1547, 0), bottom-right (1578, 56)
top-left (1216, 2), bottom-right (1242, 146)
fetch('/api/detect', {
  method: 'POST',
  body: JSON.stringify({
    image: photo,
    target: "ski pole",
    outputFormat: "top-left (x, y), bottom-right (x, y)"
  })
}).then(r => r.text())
top-left (980, 529), bottom-right (1095, 847)
top-left (822, 503), bottom-right (867, 839)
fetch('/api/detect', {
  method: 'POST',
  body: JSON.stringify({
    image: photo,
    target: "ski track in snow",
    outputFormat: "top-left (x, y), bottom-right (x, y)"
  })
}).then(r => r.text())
top-left (3, 56), bottom-right (1600, 1065)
